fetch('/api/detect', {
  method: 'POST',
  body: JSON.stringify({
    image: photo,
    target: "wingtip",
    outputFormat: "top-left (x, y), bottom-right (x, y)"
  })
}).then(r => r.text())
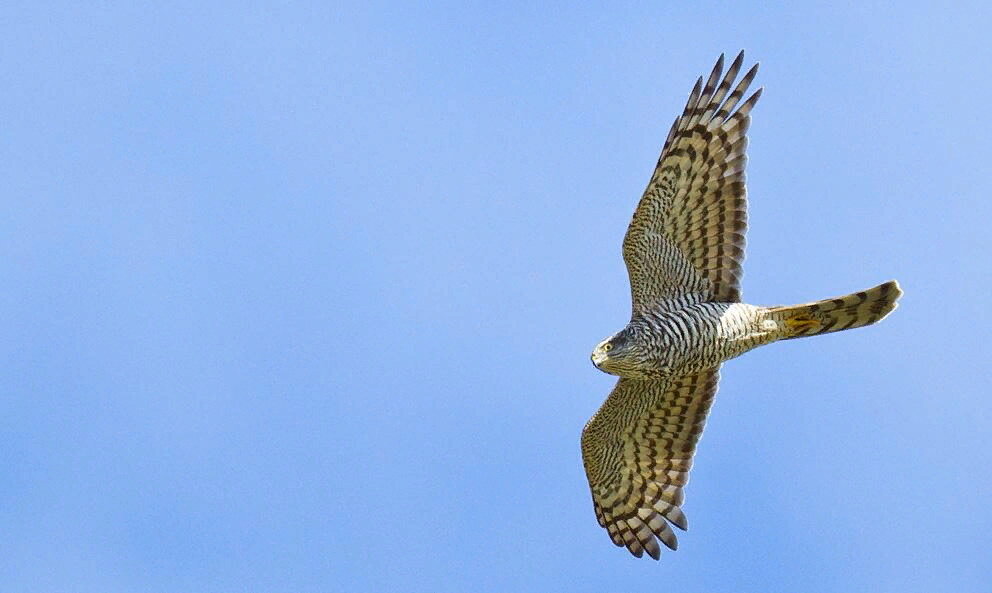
top-left (646, 545), bottom-right (662, 560)
top-left (743, 61), bottom-right (760, 79)
top-left (746, 86), bottom-right (765, 107)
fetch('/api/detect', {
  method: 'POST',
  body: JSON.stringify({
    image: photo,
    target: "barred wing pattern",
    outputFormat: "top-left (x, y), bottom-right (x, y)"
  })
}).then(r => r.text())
top-left (624, 51), bottom-right (761, 314)
top-left (581, 370), bottom-right (720, 559)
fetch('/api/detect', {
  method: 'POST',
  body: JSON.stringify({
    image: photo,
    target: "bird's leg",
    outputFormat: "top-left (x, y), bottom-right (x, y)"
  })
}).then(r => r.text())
top-left (784, 316), bottom-right (820, 333)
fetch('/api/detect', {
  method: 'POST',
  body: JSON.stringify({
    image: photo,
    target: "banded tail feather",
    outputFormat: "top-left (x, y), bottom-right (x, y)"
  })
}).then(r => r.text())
top-left (768, 280), bottom-right (902, 339)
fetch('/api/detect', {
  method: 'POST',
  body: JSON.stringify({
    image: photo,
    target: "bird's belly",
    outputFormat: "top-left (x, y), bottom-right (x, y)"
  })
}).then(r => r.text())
top-left (643, 303), bottom-right (765, 375)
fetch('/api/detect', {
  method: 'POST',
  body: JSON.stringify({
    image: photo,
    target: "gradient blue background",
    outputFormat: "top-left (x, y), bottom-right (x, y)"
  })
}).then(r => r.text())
top-left (3, 2), bottom-right (990, 591)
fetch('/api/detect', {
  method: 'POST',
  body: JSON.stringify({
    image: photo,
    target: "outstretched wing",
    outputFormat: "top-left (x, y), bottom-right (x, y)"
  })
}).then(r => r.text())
top-left (624, 51), bottom-right (761, 315)
top-left (581, 369), bottom-right (720, 559)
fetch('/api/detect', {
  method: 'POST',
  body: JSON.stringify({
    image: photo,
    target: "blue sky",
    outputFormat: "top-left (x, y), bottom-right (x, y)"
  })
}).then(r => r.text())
top-left (2, 2), bottom-right (990, 591)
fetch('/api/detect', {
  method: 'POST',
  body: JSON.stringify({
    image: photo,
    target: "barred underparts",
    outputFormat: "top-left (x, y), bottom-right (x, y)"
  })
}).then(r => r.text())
top-left (582, 52), bottom-right (902, 560)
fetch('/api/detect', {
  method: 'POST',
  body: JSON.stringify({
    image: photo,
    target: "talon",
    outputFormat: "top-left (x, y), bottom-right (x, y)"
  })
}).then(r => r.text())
top-left (785, 317), bottom-right (820, 332)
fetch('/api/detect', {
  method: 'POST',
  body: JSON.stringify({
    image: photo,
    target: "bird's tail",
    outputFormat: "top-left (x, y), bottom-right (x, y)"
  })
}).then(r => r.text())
top-left (765, 280), bottom-right (902, 340)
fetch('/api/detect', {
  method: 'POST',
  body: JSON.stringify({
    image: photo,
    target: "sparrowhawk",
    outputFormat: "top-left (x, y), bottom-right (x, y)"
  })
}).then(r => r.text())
top-left (581, 51), bottom-right (902, 560)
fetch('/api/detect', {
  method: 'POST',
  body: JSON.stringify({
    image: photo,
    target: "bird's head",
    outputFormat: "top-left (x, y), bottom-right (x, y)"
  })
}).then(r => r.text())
top-left (591, 331), bottom-right (640, 376)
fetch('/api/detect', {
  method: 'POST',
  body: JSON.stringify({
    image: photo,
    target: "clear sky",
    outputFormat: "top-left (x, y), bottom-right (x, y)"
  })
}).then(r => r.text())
top-left (2, 2), bottom-right (990, 592)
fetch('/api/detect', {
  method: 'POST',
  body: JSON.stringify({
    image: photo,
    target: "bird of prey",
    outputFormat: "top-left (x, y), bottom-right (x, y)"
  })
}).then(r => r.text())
top-left (581, 51), bottom-right (902, 560)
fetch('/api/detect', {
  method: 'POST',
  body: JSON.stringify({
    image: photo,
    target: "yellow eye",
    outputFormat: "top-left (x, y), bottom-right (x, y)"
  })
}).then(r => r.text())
top-left (603, 343), bottom-right (612, 352)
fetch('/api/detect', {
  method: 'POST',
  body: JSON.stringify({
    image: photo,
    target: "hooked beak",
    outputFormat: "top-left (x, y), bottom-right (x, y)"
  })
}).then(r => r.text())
top-left (591, 350), bottom-right (607, 368)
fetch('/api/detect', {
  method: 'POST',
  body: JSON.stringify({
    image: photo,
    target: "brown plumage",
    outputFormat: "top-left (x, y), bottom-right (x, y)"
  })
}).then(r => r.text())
top-left (582, 52), bottom-right (902, 560)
